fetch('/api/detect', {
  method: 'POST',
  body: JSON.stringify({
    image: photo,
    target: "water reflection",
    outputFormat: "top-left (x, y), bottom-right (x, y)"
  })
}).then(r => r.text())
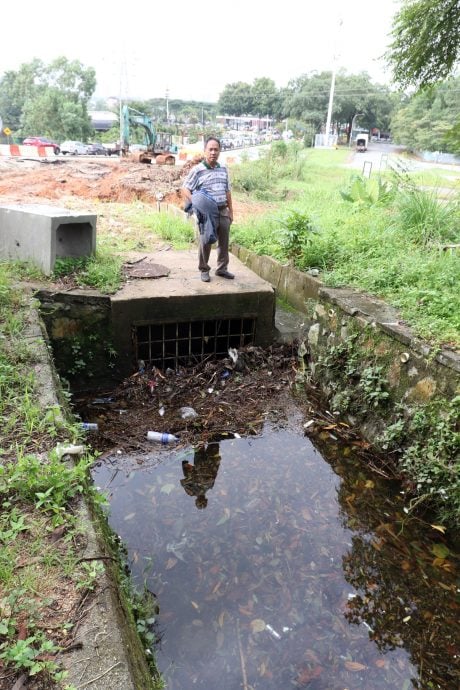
top-left (181, 442), bottom-right (221, 509)
top-left (93, 424), bottom-right (459, 690)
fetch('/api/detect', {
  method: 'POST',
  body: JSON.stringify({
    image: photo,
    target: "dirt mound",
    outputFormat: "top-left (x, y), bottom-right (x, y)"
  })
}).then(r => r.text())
top-left (0, 156), bottom-right (272, 220)
top-left (0, 157), bottom-right (187, 205)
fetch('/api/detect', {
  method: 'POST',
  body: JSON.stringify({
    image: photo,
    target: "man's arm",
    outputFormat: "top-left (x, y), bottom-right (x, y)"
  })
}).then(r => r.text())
top-left (226, 191), bottom-right (233, 222)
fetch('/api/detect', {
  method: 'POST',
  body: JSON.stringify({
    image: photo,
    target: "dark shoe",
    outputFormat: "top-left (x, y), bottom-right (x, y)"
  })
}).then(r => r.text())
top-left (201, 271), bottom-right (210, 282)
top-left (215, 270), bottom-right (235, 279)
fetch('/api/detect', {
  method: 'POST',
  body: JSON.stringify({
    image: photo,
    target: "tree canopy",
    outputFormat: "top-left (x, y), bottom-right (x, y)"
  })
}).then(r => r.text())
top-left (387, 0), bottom-right (460, 89)
top-left (390, 76), bottom-right (460, 152)
top-left (0, 57), bottom-right (96, 140)
top-left (283, 71), bottom-right (397, 140)
top-left (217, 78), bottom-right (282, 118)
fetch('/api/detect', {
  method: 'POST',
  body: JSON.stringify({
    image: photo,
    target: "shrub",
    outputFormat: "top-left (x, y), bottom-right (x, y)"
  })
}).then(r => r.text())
top-left (396, 188), bottom-right (459, 246)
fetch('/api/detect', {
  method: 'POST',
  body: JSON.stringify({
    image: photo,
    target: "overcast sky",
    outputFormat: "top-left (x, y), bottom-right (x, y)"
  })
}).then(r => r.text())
top-left (1, 0), bottom-right (399, 102)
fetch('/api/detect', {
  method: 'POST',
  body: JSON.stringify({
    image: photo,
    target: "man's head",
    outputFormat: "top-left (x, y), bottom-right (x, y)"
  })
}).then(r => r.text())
top-left (196, 494), bottom-right (208, 509)
top-left (204, 137), bottom-right (221, 167)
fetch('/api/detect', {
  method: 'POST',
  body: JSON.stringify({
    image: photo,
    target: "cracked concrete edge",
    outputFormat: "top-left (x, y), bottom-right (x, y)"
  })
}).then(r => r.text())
top-left (231, 245), bottom-right (460, 375)
top-left (22, 289), bottom-right (154, 690)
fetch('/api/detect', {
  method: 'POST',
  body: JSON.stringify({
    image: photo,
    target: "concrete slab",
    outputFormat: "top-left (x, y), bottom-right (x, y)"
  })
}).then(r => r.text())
top-left (0, 203), bottom-right (96, 274)
top-left (112, 249), bottom-right (276, 375)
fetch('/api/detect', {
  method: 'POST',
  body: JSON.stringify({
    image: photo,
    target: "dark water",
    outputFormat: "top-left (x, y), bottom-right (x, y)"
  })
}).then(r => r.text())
top-left (93, 419), bottom-right (459, 690)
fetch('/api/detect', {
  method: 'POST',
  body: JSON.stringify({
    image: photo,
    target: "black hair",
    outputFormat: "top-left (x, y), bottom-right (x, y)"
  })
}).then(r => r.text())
top-left (204, 136), bottom-right (221, 149)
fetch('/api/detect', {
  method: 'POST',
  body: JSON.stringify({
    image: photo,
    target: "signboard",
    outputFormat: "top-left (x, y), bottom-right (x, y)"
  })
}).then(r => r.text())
top-left (3, 127), bottom-right (11, 136)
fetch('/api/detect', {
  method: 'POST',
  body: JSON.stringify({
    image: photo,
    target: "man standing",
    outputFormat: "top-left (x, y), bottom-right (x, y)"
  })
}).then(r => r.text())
top-left (182, 137), bottom-right (234, 282)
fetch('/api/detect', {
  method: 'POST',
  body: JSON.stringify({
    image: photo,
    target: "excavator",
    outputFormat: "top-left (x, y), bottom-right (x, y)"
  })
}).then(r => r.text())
top-left (121, 105), bottom-right (177, 165)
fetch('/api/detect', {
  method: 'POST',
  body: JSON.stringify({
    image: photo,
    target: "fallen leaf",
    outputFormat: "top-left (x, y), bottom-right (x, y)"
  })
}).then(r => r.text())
top-left (375, 659), bottom-right (386, 668)
top-left (49, 525), bottom-right (66, 542)
top-left (344, 661), bottom-right (367, 671)
top-left (432, 557), bottom-right (446, 567)
top-left (160, 483), bottom-right (175, 495)
top-left (165, 558), bottom-right (177, 570)
top-left (250, 618), bottom-right (266, 633)
top-left (301, 508), bottom-right (313, 521)
top-left (216, 508), bottom-right (231, 526)
top-left (238, 605), bottom-right (253, 617)
top-left (191, 601), bottom-right (200, 610)
top-left (432, 543), bottom-right (450, 559)
top-left (218, 611), bottom-right (225, 627)
top-left (430, 524), bottom-right (446, 534)
top-left (296, 666), bottom-right (323, 683)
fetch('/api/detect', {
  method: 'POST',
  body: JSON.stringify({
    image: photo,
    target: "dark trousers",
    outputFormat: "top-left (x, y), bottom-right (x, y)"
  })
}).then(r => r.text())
top-left (198, 208), bottom-right (231, 272)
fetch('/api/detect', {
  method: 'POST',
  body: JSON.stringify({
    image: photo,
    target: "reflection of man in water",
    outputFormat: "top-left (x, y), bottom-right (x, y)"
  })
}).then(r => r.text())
top-left (181, 443), bottom-right (221, 509)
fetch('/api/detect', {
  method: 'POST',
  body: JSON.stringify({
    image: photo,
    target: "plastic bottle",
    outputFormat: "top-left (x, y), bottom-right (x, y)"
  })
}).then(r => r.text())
top-left (147, 431), bottom-right (178, 444)
top-left (80, 422), bottom-right (98, 431)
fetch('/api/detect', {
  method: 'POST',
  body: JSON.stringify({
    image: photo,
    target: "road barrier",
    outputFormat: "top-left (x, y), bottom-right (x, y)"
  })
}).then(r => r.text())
top-left (0, 144), bottom-right (56, 158)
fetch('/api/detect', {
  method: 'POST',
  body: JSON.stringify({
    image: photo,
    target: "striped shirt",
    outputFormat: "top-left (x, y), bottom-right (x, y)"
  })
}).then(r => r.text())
top-left (183, 161), bottom-right (231, 206)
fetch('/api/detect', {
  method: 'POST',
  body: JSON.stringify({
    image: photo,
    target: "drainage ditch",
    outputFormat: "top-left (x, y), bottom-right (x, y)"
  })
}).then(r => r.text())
top-left (62, 342), bottom-right (460, 690)
top-left (37, 287), bottom-right (459, 690)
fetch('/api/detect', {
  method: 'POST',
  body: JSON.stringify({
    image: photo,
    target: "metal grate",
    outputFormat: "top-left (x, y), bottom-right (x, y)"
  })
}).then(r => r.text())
top-left (134, 318), bottom-right (256, 370)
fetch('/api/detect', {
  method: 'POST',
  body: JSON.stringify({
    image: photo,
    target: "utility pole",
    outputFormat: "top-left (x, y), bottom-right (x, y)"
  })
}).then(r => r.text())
top-left (165, 88), bottom-right (169, 123)
top-left (324, 69), bottom-right (336, 147)
top-left (324, 18), bottom-right (343, 147)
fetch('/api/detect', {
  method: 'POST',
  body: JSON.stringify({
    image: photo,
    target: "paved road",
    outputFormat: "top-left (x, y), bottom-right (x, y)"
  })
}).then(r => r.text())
top-left (345, 142), bottom-right (404, 174)
top-left (345, 142), bottom-right (460, 176)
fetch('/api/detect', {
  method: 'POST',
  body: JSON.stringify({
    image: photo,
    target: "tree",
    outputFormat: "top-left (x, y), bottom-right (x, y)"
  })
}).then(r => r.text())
top-left (390, 76), bottom-right (460, 152)
top-left (217, 82), bottom-right (254, 116)
top-left (282, 71), bottom-right (398, 141)
top-left (282, 72), bottom-right (331, 132)
top-left (333, 72), bottom-right (398, 141)
top-left (21, 90), bottom-right (93, 142)
top-left (387, 0), bottom-right (460, 89)
top-left (0, 56), bottom-right (96, 139)
top-left (0, 59), bottom-right (44, 131)
top-left (251, 77), bottom-right (282, 119)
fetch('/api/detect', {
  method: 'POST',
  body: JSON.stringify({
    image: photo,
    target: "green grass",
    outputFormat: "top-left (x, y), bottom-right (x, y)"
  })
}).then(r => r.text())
top-left (0, 263), bottom-right (164, 688)
top-left (232, 148), bottom-right (460, 348)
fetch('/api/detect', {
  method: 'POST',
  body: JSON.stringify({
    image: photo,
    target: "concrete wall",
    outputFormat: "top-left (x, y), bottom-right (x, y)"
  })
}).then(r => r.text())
top-left (231, 244), bottom-right (460, 444)
top-left (36, 290), bottom-right (116, 392)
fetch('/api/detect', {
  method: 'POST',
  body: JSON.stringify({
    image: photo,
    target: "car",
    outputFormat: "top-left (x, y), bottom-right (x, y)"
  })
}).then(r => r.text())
top-left (60, 141), bottom-right (88, 155)
top-left (86, 142), bottom-right (107, 156)
top-left (22, 136), bottom-right (60, 155)
top-left (104, 142), bottom-right (121, 156)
